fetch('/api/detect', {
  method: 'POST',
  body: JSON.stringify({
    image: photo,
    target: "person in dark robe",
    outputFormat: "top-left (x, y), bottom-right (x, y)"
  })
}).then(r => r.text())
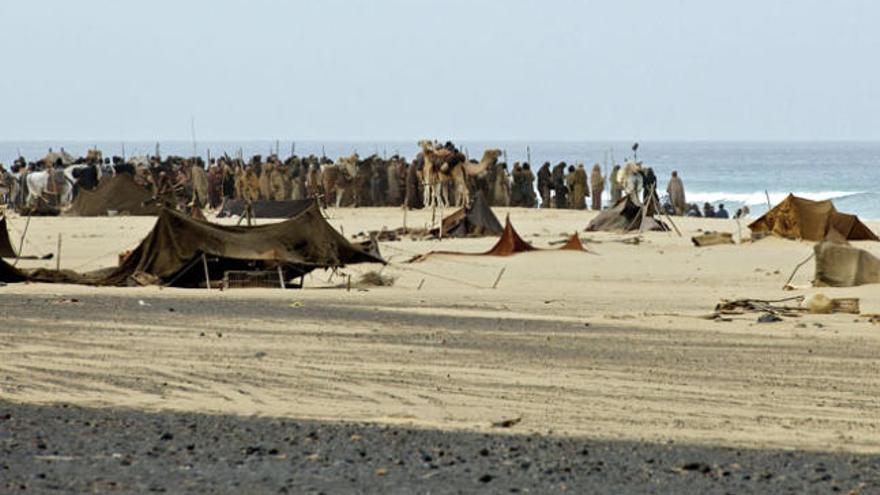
top-left (522, 163), bottom-right (537, 207)
top-left (537, 162), bottom-right (552, 208)
top-left (716, 204), bottom-right (730, 219)
top-left (405, 161), bottom-right (423, 209)
top-left (552, 162), bottom-right (568, 209)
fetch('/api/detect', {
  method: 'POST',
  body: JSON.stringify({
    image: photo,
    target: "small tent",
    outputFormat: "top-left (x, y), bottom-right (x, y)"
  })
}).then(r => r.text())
top-left (411, 216), bottom-right (587, 261)
top-left (101, 202), bottom-right (383, 287)
top-left (431, 191), bottom-right (504, 238)
top-left (814, 241), bottom-right (880, 287)
top-left (66, 175), bottom-right (159, 217)
top-left (586, 195), bottom-right (668, 233)
top-left (218, 199), bottom-right (314, 219)
top-left (748, 194), bottom-right (878, 242)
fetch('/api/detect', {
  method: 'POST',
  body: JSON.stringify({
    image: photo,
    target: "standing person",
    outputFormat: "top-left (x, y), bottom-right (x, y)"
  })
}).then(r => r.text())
top-left (386, 159), bottom-right (401, 206)
top-left (537, 162), bottom-right (552, 208)
top-left (590, 163), bottom-right (604, 210)
top-left (642, 167), bottom-right (658, 205)
top-left (306, 162), bottom-right (321, 200)
top-left (522, 163), bottom-right (537, 207)
top-left (405, 161), bottom-right (422, 209)
top-left (259, 162), bottom-right (272, 200)
top-left (510, 163), bottom-right (524, 206)
top-left (609, 164), bottom-right (622, 205)
top-left (207, 165), bottom-right (222, 208)
top-left (571, 164), bottom-right (588, 210)
top-left (270, 163), bottom-right (287, 201)
top-left (666, 170), bottom-right (686, 215)
top-left (552, 162), bottom-right (568, 208)
top-left (493, 163), bottom-right (511, 206)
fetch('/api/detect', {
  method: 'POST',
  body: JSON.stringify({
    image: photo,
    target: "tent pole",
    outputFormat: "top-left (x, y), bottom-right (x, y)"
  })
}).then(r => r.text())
top-left (277, 266), bottom-right (286, 289)
top-left (201, 254), bottom-right (211, 290)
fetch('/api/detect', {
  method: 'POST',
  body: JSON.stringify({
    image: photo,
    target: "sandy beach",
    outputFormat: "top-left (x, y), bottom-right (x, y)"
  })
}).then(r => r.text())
top-left (3, 208), bottom-right (880, 457)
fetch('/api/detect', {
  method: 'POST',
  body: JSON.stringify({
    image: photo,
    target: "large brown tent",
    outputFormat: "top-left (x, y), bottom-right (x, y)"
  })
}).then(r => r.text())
top-left (100, 202), bottom-right (383, 287)
top-left (586, 195), bottom-right (668, 233)
top-left (814, 241), bottom-right (880, 287)
top-left (430, 191), bottom-right (504, 238)
top-left (218, 199), bottom-right (314, 219)
top-left (66, 175), bottom-right (159, 217)
top-left (748, 194), bottom-right (878, 242)
top-left (411, 216), bottom-right (587, 261)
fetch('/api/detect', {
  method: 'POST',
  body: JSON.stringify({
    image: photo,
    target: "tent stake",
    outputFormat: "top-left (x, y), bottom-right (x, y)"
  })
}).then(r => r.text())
top-left (417, 278), bottom-right (425, 290)
top-left (201, 254), bottom-right (211, 290)
top-left (492, 267), bottom-right (506, 289)
top-left (55, 234), bottom-right (62, 271)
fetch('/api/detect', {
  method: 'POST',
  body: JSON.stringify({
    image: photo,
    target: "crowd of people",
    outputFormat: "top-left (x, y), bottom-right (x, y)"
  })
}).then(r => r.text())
top-left (0, 144), bottom-right (740, 219)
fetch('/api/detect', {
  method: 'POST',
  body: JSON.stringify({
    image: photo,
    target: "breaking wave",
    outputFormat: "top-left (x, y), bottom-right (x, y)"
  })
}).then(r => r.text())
top-left (685, 191), bottom-right (865, 207)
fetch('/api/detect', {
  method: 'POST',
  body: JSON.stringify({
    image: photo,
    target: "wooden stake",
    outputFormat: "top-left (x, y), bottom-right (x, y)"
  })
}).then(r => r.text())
top-left (55, 233), bottom-right (62, 271)
top-left (417, 278), bottom-right (425, 290)
top-left (201, 253), bottom-right (211, 290)
top-left (765, 190), bottom-right (772, 211)
top-left (782, 252), bottom-right (815, 289)
top-left (346, 274), bottom-right (351, 292)
top-left (12, 213), bottom-right (32, 268)
top-left (492, 267), bottom-right (507, 289)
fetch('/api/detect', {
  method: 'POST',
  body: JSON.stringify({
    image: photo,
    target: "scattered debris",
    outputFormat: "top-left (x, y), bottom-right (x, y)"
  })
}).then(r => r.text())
top-left (374, 468), bottom-right (388, 476)
top-left (757, 313), bottom-right (783, 324)
top-left (289, 301), bottom-right (304, 308)
top-left (713, 296), bottom-right (805, 320)
top-left (491, 417), bottom-right (522, 429)
top-left (691, 232), bottom-right (734, 247)
top-left (357, 271), bottom-right (396, 287)
top-left (137, 299), bottom-right (150, 307)
top-left (804, 293), bottom-right (833, 314)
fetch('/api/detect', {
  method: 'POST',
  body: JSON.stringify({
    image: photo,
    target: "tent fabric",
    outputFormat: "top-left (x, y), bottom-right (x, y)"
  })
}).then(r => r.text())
top-left (0, 257), bottom-right (26, 283)
top-left (431, 191), bottom-right (504, 238)
top-left (748, 194), bottom-right (878, 242)
top-left (0, 216), bottom-right (17, 258)
top-left (100, 202), bottom-right (383, 287)
top-left (814, 241), bottom-right (880, 287)
top-left (218, 199), bottom-right (314, 219)
top-left (66, 175), bottom-right (159, 217)
top-left (586, 195), bottom-right (669, 233)
top-left (410, 216), bottom-right (587, 262)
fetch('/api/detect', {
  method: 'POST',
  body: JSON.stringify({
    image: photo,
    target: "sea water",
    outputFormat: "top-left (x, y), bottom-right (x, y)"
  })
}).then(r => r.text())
top-left (2, 140), bottom-right (878, 220)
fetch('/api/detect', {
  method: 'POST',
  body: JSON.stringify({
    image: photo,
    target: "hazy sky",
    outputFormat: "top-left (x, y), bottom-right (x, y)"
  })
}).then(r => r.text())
top-left (2, 0), bottom-right (878, 141)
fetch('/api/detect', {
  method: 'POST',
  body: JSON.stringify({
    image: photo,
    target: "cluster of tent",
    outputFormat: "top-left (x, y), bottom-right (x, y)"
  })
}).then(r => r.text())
top-left (2, 191), bottom-right (878, 289)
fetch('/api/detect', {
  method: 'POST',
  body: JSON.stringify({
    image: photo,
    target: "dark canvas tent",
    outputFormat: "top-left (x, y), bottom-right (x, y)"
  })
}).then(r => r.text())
top-left (101, 202), bottom-right (383, 287)
top-left (814, 241), bottom-right (880, 287)
top-left (431, 191), bottom-right (504, 238)
top-left (0, 215), bottom-right (17, 258)
top-left (218, 199), bottom-right (313, 219)
top-left (66, 175), bottom-right (159, 217)
top-left (411, 216), bottom-right (587, 261)
top-left (586, 195), bottom-right (668, 233)
top-left (749, 194), bottom-right (878, 242)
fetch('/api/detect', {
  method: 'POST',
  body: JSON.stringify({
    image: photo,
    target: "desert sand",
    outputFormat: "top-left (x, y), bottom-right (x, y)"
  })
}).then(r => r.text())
top-left (2, 207), bottom-right (880, 455)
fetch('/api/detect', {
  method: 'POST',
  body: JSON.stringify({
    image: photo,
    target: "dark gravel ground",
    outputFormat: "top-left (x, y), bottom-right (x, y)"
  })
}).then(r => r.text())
top-left (2, 401), bottom-right (878, 495)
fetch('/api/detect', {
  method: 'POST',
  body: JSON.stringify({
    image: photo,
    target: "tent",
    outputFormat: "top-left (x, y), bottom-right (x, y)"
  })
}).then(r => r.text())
top-left (66, 175), bottom-right (159, 216)
top-left (218, 199), bottom-right (314, 219)
top-left (0, 257), bottom-right (26, 283)
top-left (0, 215), bottom-right (17, 258)
top-left (411, 216), bottom-right (587, 261)
top-left (748, 194), bottom-right (878, 242)
top-left (431, 191), bottom-right (504, 238)
top-left (814, 241), bottom-right (880, 287)
top-left (100, 202), bottom-right (383, 287)
top-left (586, 195), bottom-right (669, 233)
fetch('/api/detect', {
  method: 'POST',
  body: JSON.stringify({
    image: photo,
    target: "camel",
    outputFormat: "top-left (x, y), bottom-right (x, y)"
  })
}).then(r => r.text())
top-left (418, 141), bottom-right (501, 208)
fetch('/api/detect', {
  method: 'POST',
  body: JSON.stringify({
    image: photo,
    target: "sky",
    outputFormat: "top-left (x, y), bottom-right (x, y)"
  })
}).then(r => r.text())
top-left (1, 0), bottom-right (879, 141)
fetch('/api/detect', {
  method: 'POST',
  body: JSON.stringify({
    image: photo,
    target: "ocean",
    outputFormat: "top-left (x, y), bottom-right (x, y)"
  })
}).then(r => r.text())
top-left (2, 140), bottom-right (878, 220)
